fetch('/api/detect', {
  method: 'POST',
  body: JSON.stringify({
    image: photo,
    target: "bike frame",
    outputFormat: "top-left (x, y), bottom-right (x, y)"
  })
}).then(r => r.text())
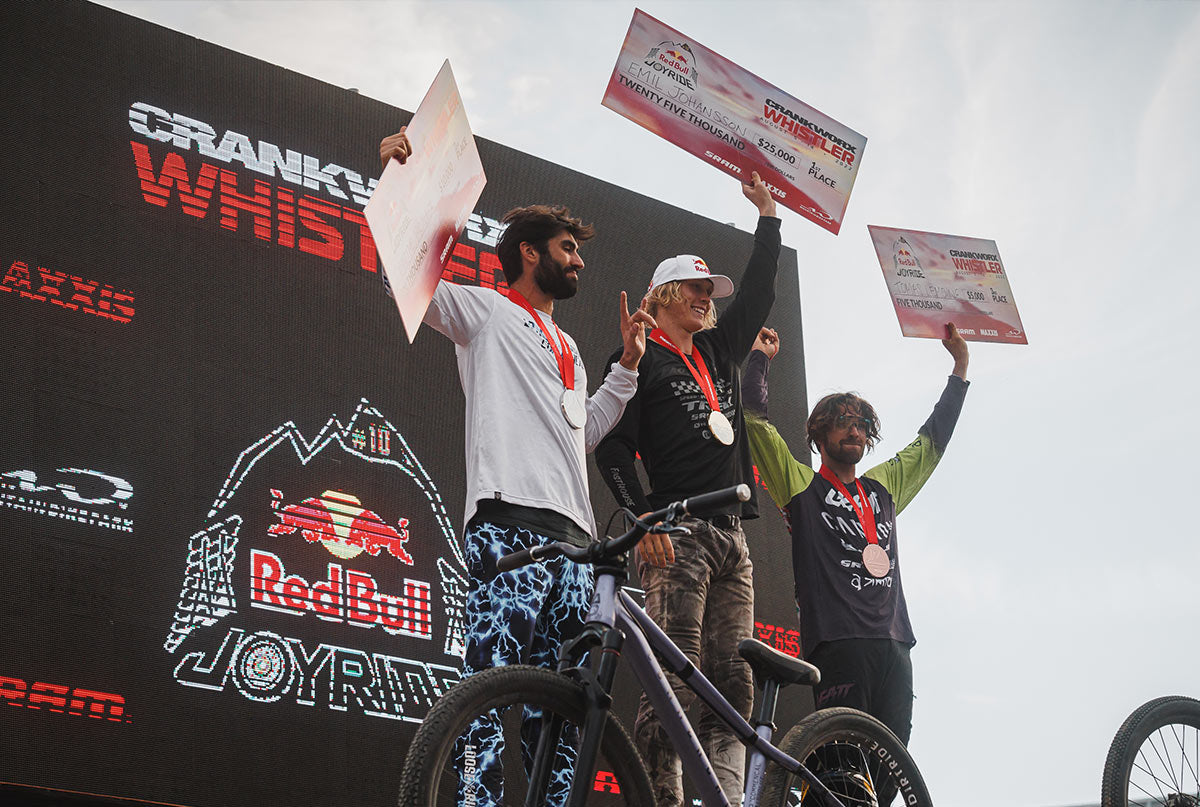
top-left (539, 562), bottom-right (840, 807)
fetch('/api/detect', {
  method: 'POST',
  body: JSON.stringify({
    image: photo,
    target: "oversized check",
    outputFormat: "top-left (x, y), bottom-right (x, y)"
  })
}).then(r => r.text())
top-left (366, 60), bottom-right (487, 343)
top-left (868, 225), bottom-right (1028, 345)
top-left (602, 9), bottom-right (866, 235)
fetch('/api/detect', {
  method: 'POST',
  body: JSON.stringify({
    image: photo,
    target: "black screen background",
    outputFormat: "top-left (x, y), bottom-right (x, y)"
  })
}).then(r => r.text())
top-left (0, 3), bottom-right (812, 805)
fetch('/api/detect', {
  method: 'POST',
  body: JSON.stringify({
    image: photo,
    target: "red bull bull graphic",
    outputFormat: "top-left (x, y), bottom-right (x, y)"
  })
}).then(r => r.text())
top-left (267, 489), bottom-right (414, 563)
top-left (162, 399), bottom-right (467, 722)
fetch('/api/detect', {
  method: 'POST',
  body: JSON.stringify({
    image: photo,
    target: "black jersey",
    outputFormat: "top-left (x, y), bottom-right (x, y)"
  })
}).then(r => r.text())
top-left (742, 350), bottom-right (968, 656)
top-left (595, 216), bottom-right (782, 518)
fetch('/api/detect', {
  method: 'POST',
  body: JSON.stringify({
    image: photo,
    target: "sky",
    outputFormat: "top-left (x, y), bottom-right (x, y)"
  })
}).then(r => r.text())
top-left (98, 2), bottom-right (1200, 805)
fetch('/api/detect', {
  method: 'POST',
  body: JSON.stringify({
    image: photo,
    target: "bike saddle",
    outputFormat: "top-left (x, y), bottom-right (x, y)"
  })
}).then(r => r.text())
top-left (737, 638), bottom-right (821, 689)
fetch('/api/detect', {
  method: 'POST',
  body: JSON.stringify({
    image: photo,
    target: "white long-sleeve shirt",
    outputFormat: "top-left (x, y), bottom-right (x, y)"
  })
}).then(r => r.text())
top-left (425, 282), bottom-right (637, 537)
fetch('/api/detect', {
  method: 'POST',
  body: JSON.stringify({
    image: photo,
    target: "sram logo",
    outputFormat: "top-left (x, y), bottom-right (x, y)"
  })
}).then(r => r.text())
top-left (0, 674), bottom-right (132, 723)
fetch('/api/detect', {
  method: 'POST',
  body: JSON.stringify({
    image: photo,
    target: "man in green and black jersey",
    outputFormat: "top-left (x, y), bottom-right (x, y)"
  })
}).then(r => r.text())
top-left (743, 324), bottom-right (969, 744)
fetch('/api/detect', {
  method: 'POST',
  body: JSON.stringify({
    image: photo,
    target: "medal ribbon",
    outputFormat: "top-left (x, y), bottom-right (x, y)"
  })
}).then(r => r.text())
top-left (819, 466), bottom-right (879, 545)
top-left (507, 290), bottom-right (575, 391)
top-left (648, 329), bottom-right (722, 415)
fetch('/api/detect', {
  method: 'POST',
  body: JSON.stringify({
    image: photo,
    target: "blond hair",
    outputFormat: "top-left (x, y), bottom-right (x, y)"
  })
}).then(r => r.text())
top-left (643, 280), bottom-right (717, 330)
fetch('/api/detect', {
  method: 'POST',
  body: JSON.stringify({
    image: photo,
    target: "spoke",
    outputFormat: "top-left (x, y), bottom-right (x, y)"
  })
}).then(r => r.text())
top-left (1135, 743), bottom-right (1172, 805)
top-left (1171, 724), bottom-right (1199, 794)
top-left (1126, 773), bottom-right (1167, 805)
top-left (1128, 723), bottom-right (1200, 807)
top-left (1149, 730), bottom-right (1181, 791)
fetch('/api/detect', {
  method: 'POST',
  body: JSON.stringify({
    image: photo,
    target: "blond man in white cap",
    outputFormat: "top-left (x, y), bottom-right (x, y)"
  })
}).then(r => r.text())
top-left (596, 172), bottom-right (780, 807)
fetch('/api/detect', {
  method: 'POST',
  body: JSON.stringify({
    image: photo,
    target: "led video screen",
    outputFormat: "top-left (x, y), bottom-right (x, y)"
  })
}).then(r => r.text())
top-left (0, 3), bottom-right (810, 805)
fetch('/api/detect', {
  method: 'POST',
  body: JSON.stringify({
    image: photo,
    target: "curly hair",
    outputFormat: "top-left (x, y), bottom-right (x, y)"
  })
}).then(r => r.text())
top-left (805, 393), bottom-right (881, 453)
top-left (496, 205), bottom-right (595, 285)
top-left (643, 280), bottom-right (717, 330)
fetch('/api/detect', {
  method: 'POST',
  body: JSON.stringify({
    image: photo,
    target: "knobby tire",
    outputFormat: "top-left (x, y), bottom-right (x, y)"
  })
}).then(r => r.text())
top-left (760, 707), bottom-right (933, 807)
top-left (1101, 695), bottom-right (1200, 807)
top-left (397, 664), bottom-right (654, 806)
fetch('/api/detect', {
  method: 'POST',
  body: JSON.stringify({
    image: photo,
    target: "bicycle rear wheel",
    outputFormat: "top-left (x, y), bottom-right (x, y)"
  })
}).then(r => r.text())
top-left (1101, 695), bottom-right (1200, 807)
top-left (760, 707), bottom-right (933, 807)
top-left (398, 664), bottom-right (654, 806)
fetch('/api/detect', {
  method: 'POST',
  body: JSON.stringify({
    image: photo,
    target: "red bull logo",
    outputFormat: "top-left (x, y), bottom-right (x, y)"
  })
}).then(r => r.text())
top-left (250, 549), bottom-right (431, 638)
top-left (268, 489), bottom-right (413, 564)
top-left (645, 40), bottom-right (699, 89)
top-left (693, 258), bottom-right (710, 274)
top-left (892, 238), bottom-right (925, 278)
top-left (163, 401), bottom-right (468, 722)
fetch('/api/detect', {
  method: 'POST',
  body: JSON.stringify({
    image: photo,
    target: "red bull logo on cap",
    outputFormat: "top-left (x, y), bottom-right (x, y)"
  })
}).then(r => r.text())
top-left (693, 258), bottom-right (710, 274)
top-left (268, 489), bottom-right (413, 565)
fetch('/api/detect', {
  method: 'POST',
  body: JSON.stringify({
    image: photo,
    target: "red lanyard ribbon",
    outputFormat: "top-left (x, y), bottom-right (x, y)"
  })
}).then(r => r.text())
top-left (819, 466), bottom-right (879, 545)
top-left (507, 290), bottom-right (575, 390)
top-left (648, 329), bottom-right (721, 414)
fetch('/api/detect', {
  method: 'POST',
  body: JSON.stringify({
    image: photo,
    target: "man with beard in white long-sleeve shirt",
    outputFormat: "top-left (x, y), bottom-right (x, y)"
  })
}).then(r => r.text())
top-left (381, 128), bottom-right (656, 807)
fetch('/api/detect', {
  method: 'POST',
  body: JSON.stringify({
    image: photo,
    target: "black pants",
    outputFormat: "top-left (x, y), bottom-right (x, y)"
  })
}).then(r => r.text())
top-left (807, 638), bottom-right (914, 745)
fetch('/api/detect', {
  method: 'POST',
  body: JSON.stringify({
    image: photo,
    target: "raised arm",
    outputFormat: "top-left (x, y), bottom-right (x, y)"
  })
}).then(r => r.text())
top-left (377, 127), bottom-right (492, 344)
top-left (713, 173), bottom-right (782, 360)
top-left (741, 330), bottom-right (814, 508)
top-left (380, 127), bottom-right (412, 169)
top-left (864, 324), bottom-right (970, 513)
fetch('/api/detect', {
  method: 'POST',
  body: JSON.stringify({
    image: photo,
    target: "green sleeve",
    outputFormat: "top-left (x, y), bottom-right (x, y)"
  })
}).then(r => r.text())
top-left (862, 375), bottom-right (968, 514)
top-left (862, 434), bottom-right (939, 515)
top-left (745, 413), bottom-right (815, 508)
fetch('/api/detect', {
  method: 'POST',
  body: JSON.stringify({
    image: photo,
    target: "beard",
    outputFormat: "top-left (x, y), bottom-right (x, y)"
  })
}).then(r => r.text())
top-left (824, 440), bottom-right (865, 466)
top-left (533, 251), bottom-right (578, 300)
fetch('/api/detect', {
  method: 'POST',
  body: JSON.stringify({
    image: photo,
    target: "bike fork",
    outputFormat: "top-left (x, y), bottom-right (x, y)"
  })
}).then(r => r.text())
top-left (564, 626), bottom-right (625, 807)
top-left (523, 622), bottom-right (624, 807)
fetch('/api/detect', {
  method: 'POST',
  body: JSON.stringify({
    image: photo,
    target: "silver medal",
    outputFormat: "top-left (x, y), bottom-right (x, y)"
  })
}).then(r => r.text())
top-left (708, 410), bottom-right (734, 445)
top-left (561, 389), bottom-right (586, 430)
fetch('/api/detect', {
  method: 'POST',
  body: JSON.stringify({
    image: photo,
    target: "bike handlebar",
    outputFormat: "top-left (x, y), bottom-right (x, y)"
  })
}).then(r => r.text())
top-left (496, 484), bottom-right (750, 573)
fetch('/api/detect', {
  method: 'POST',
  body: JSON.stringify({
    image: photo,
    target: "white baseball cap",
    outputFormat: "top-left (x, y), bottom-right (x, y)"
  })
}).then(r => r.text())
top-left (647, 255), bottom-right (734, 298)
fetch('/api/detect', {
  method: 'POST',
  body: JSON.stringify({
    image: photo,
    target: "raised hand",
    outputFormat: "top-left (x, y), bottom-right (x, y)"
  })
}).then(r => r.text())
top-left (942, 323), bottom-right (969, 379)
top-left (753, 326), bottom-right (780, 359)
top-left (618, 291), bottom-right (658, 371)
top-left (379, 126), bottom-right (413, 170)
top-left (741, 171), bottom-right (778, 218)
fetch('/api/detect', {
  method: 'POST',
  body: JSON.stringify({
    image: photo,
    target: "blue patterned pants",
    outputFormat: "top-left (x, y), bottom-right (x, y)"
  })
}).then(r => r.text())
top-left (456, 519), bottom-right (594, 807)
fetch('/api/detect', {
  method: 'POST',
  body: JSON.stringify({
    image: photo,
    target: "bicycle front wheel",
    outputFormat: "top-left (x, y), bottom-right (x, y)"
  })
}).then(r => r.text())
top-left (1101, 695), bottom-right (1200, 807)
top-left (760, 707), bottom-right (933, 807)
top-left (398, 664), bottom-right (654, 806)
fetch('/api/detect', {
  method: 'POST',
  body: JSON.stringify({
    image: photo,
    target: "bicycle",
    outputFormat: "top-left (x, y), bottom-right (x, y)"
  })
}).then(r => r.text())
top-left (398, 484), bottom-right (933, 806)
top-left (1102, 696), bottom-right (1200, 807)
